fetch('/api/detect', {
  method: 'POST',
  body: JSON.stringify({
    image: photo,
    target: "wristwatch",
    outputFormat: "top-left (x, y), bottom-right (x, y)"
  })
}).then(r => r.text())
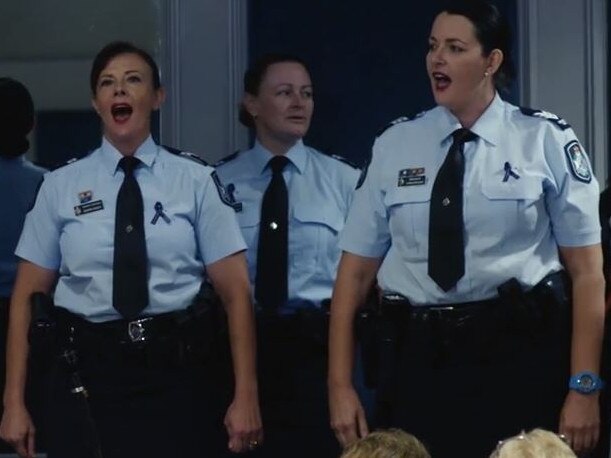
top-left (568, 371), bottom-right (604, 394)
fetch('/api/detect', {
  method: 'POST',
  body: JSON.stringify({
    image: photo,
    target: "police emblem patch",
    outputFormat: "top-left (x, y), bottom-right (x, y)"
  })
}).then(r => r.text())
top-left (398, 167), bottom-right (426, 187)
top-left (564, 140), bottom-right (592, 183)
top-left (211, 171), bottom-right (242, 212)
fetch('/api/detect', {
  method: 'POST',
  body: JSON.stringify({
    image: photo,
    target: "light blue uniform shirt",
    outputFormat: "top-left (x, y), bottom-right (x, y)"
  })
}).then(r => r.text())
top-left (215, 140), bottom-right (359, 311)
top-left (16, 136), bottom-right (246, 322)
top-left (0, 156), bottom-right (46, 297)
top-left (340, 94), bottom-right (601, 305)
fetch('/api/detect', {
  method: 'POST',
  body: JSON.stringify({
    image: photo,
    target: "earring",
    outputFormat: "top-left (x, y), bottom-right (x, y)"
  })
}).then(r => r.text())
top-left (484, 71), bottom-right (490, 77)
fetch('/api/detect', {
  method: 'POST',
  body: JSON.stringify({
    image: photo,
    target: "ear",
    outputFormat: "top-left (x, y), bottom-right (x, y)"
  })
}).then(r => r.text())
top-left (243, 93), bottom-right (259, 119)
top-left (153, 87), bottom-right (166, 111)
top-left (91, 98), bottom-right (100, 115)
top-left (486, 49), bottom-right (504, 76)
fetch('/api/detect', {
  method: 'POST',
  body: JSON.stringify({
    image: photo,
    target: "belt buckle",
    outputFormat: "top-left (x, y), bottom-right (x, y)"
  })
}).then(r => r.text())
top-left (127, 317), bottom-right (153, 343)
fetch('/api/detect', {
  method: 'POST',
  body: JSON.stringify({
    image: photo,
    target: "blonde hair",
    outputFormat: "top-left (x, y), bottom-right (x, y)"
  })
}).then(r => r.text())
top-left (340, 429), bottom-right (431, 458)
top-left (490, 429), bottom-right (576, 458)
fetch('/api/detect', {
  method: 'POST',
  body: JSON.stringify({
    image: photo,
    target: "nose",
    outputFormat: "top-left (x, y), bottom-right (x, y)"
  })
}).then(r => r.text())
top-left (290, 91), bottom-right (306, 107)
top-left (430, 47), bottom-right (445, 66)
top-left (113, 81), bottom-right (126, 96)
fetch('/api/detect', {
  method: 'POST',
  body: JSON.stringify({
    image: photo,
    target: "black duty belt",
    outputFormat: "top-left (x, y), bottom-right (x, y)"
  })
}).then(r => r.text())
top-left (56, 308), bottom-right (186, 345)
top-left (380, 270), bottom-right (569, 328)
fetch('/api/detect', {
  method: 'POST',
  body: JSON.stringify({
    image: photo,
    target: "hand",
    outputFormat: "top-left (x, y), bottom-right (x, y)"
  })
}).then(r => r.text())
top-left (0, 403), bottom-right (36, 458)
top-left (224, 392), bottom-right (263, 454)
top-left (559, 390), bottom-right (600, 454)
top-left (329, 384), bottom-right (368, 447)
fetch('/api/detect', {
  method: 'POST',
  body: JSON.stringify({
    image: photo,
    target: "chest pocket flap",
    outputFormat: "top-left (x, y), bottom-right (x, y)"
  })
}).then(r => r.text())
top-left (383, 185), bottom-right (431, 207)
top-left (482, 175), bottom-right (542, 201)
top-left (292, 205), bottom-right (344, 233)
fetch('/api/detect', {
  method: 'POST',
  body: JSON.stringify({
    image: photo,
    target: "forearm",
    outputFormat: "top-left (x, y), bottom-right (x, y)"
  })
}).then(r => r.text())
top-left (224, 287), bottom-right (258, 397)
top-left (570, 271), bottom-right (605, 375)
top-left (328, 252), bottom-right (380, 389)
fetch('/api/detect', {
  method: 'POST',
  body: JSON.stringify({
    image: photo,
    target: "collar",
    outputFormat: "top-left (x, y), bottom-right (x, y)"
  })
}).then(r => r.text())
top-left (251, 139), bottom-right (307, 175)
top-left (438, 92), bottom-right (504, 147)
top-left (101, 135), bottom-right (159, 176)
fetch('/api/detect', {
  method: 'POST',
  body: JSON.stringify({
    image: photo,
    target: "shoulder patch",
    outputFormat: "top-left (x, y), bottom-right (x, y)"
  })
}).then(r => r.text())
top-left (163, 145), bottom-right (209, 166)
top-left (214, 150), bottom-right (240, 167)
top-left (376, 112), bottom-right (424, 138)
top-left (564, 140), bottom-right (592, 183)
top-left (211, 171), bottom-right (242, 212)
top-left (328, 154), bottom-right (359, 169)
top-left (519, 107), bottom-right (571, 130)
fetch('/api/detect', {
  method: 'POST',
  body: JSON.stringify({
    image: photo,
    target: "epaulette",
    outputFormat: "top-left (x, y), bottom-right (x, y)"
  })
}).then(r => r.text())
top-left (329, 154), bottom-right (360, 170)
top-left (519, 107), bottom-right (571, 130)
top-left (214, 150), bottom-right (241, 167)
top-left (376, 112), bottom-right (424, 138)
top-left (51, 154), bottom-right (86, 171)
top-left (163, 145), bottom-right (209, 166)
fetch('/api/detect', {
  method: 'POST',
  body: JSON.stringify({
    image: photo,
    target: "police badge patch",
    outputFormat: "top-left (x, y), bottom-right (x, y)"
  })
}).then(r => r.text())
top-left (564, 140), bottom-right (592, 183)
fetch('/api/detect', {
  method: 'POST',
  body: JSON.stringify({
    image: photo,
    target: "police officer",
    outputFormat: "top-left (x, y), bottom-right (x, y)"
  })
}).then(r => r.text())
top-left (0, 78), bottom-right (46, 454)
top-left (215, 53), bottom-right (359, 457)
top-left (328, 2), bottom-right (605, 457)
top-left (0, 41), bottom-right (262, 458)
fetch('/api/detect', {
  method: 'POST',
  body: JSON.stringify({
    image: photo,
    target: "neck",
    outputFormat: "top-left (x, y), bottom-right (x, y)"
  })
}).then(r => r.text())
top-left (105, 132), bottom-right (149, 157)
top-left (256, 133), bottom-right (299, 156)
top-left (453, 89), bottom-right (495, 129)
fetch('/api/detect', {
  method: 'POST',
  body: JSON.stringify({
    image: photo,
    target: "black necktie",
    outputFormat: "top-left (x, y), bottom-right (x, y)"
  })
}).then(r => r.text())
top-left (113, 156), bottom-right (149, 319)
top-left (255, 155), bottom-right (290, 310)
top-left (428, 128), bottom-right (477, 291)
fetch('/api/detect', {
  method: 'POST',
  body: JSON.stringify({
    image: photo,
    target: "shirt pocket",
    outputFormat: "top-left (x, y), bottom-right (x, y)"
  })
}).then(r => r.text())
top-left (383, 186), bottom-right (431, 253)
top-left (481, 176), bottom-right (543, 235)
top-left (291, 205), bottom-right (344, 274)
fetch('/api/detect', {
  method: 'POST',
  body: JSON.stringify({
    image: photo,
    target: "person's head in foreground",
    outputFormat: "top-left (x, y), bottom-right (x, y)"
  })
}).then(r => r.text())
top-left (340, 429), bottom-right (431, 458)
top-left (490, 428), bottom-right (577, 458)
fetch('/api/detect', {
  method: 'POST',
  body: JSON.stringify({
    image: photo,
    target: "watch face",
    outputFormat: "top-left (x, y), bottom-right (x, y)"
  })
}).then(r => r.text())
top-left (579, 375), bottom-right (595, 390)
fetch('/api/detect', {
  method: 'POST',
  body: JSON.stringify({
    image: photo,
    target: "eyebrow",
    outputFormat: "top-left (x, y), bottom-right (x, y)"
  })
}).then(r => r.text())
top-left (274, 83), bottom-right (313, 89)
top-left (99, 69), bottom-right (143, 79)
top-left (429, 36), bottom-right (468, 46)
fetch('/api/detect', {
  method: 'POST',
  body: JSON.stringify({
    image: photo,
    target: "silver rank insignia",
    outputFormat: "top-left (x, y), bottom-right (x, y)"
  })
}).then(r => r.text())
top-left (564, 140), bottom-right (592, 183)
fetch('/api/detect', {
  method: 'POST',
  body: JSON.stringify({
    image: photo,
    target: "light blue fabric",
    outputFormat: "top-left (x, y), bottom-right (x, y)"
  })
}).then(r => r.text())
top-left (215, 140), bottom-right (359, 311)
top-left (16, 136), bottom-right (246, 322)
top-left (0, 156), bottom-right (46, 297)
top-left (340, 93), bottom-right (600, 305)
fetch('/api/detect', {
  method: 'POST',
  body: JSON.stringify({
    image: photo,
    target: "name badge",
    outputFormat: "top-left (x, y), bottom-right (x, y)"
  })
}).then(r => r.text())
top-left (398, 168), bottom-right (426, 187)
top-left (74, 200), bottom-right (104, 216)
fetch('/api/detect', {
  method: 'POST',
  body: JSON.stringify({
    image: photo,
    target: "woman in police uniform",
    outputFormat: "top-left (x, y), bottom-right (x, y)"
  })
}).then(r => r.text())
top-left (0, 41), bottom-right (262, 458)
top-left (215, 54), bottom-right (360, 457)
top-left (328, 2), bottom-right (605, 457)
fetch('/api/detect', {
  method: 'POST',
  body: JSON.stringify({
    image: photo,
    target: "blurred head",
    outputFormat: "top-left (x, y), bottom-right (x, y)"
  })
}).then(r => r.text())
top-left (490, 429), bottom-right (577, 458)
top-left (426, 0), bottom-right (514, 121)
top-left (90, 41), bottom-right (164, 154)
top-left (340, 429), bottom-right (431, 458)
top-left (240, 53), bottom-right (313, 152)
top-left (0, 77), bottom-right (35, 159)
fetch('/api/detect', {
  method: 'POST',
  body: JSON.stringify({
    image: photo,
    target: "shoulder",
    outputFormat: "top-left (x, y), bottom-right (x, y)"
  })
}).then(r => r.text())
top-left (375, 109), bottom-right (432, 138)
top-left (308, 146), bottom-right (360, 171)
top-left (515, 106), bottom-right (571, 131)
top-left (46, 149), bottom-right (96, 180)
top-left (161, 145), bottom-right (210, 166)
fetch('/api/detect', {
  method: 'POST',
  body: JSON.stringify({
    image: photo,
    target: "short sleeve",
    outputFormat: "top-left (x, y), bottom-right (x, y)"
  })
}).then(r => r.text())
top-left (15, 176), bottom-right (62, 269)
top-left (195, 170), bottom-right (247, 265)
top-left (339, 140), bottom-right (391, 258)
top-left (543, 127), bottom-right (601, 247)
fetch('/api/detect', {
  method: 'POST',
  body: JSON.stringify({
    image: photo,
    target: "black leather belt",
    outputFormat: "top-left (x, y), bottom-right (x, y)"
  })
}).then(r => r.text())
top-left (56, 308), bottom-right (184, 345)
top-left (380, 270), bottom-right (569, 327)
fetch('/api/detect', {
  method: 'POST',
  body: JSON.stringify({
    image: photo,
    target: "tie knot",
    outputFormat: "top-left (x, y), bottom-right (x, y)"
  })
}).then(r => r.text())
top-left (118, 156), bottom-right (141, 176)
top-left (269, 155), bottom-right (290, 174)
top-left (452, 128), bottom-right (477, 144)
